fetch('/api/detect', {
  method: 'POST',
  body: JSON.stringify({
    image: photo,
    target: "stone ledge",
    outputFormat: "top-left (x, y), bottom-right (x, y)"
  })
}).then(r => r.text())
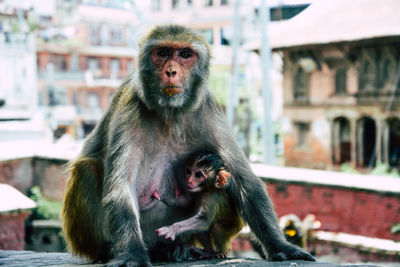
top-left (0, 250), bottom-right (379, 267)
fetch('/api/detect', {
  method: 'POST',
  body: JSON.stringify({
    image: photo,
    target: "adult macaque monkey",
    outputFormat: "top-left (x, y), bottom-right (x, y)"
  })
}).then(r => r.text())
top-left (62, 25), bottom-right (315, 266)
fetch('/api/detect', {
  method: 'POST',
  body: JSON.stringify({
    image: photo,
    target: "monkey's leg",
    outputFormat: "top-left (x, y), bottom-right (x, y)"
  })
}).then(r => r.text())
top-left (102, 183), bottom-right (152, 266)
top-left (62, 158), bottom-right (109, 262)
top-left (193, 232), bottom-right (226, 259)
top-left (149, 241), bottom-right (187, 262)
top-left (232, 177), bottom-right (315, 261)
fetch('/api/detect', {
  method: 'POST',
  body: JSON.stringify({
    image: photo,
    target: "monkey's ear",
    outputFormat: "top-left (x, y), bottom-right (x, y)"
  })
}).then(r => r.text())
top-left (215, 170), bottom-right (230, 188)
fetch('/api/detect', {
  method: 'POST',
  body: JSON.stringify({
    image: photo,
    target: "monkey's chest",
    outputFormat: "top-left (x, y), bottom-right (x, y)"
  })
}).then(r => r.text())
top-left (135, 144), bottom-right (186, 211)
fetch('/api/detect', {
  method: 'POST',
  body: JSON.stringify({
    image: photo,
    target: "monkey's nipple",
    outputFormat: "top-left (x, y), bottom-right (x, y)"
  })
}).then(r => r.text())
top-left (152, 189), bottom-right (161, 200)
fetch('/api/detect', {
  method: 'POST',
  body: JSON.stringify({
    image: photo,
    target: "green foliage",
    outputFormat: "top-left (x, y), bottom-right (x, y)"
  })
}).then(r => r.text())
top-left (340, 162), bottom-right (400, 177)
top-left (28, 186), bottom-right (62, 220)
top-left (391, 223), bottom-right (400, 234)
top-left (209, 65), bottom-right (229, 106)
top-left (371, 163), bottom-right (400, 177)
top-left (340, 163), bottom-right (359, 174)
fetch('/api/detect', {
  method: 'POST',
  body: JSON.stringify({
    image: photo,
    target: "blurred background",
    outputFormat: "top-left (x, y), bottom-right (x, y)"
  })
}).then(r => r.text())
top-left (0, 0), bottom-right (399, 265)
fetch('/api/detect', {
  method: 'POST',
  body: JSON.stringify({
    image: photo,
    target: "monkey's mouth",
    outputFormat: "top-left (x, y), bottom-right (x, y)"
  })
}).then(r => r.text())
top-left (161, 85), bottom-right (183, 96)
top-left (186, 184), bottom-right (202, 192)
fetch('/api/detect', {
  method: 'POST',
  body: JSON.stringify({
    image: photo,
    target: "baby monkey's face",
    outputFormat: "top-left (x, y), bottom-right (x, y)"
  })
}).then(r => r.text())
top-left (185, 160), bottom-right (230, 193)
top-left (185, 165), bottom-right (212, 193)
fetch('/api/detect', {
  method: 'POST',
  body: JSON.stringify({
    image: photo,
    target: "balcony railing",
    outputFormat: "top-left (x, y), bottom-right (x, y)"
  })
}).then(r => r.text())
top-left (0, 33), bottom-right (35, 50)
top-left (38, 71), bottom-right (85, 81)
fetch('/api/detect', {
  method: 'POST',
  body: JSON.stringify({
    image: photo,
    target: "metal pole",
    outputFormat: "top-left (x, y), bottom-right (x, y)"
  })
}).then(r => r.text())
top-left (260, 0), bottom-right (276, 164)
top-left (227, 0), bottom-right (241, 128)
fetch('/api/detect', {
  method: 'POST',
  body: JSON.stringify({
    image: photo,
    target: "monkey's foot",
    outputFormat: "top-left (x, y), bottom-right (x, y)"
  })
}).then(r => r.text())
top-left (156, 225), bottom-right (177, 241)
top-left (105, 258), bottom-right (152, 267)
top-left (268, 243), bottom-right (315, 261)
top-left (188, 247), bottom-right (226, 260)
top-left (105, 248), bottom-right (153, 267)
top-left (149, 243), bottom-right (191, 262)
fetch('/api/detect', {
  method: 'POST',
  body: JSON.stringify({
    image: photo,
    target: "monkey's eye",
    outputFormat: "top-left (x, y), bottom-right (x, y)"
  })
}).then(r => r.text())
top-left (178, 49), bottom-right (192, 59)
top-left (195, 171), bottom-right (203, 178)
top-left (186, 168), bottom-right (191, 175)
top-left (156, 47), bottom-right (170, 58)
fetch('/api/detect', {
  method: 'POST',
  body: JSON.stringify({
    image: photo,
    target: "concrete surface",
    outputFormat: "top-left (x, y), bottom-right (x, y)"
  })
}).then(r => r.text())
top-left (0, 250), bottom-right (379, 267)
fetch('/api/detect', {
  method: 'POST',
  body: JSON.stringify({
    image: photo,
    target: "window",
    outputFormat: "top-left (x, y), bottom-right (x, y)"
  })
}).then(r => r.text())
top-left (72, 91), bottom-right (78, 106)
top-left (51, 54), bottom-right (68, 71)
top-left (151, 0), bottom-right (161, 10)
top-left (295, 122), bottom-right (310, 148)
top-left (89, 24), bottom-right (99, 45)
top-left (221, 0), bottom-right (229, 5)
top-left (382, 59), bottom-right (394, 84)
top-left (204, 0), bottom-right (213, 7)
top-left (110, 59), bottom-right (120, 78)
top-left (100, 24), bottom-right (108, 46)
top-left (87, 57), bottom-right (100, 71)
top-left (87, 92), bottom-right (100, 108)
top-left (126, 27), bottom-right (135, 47)
top-left (335, 68), bottom-right (347, 95)
top-left (110, 26), bottom-right (123, 46)
top-left (172, 0), bottom-right (180, 9)
top-left (360, 60), bottom-right (375, 90)
top-left (293, 67), bottom-right (308, 102)
top-left (200, 29), bottom-right (213, 45)
top-left (220, 27), bottom-right (231, 45)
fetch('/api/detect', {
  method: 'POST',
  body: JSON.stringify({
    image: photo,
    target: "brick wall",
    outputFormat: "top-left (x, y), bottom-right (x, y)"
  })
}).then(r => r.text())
top-left (0, 158), bottom-right (33, 195)
top-left (0, 212), bottom-right (31, 250)
top-left (284, 136), bottom-right (331, 169)
top-left (32, 158), bottom-right (68, 201)
top-left (0, 158), bottom-right (68, 201)
top-left (1, 157), bottom-right (399, 242)
top-left (266, 180), bottom-right (400, 241)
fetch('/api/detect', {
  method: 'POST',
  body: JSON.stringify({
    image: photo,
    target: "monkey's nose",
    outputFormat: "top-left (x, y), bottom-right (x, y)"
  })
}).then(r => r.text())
top-left (165, 70), bottom-right (177, 78)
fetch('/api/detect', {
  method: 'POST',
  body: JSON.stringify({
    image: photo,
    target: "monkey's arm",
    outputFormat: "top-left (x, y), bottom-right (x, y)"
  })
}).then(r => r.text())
top-left (156, 194), bottom-right (217, 241)
top-left (100, 96), bottom-right (152, 266)
top-left (205, 96), bottom-right (315, 261)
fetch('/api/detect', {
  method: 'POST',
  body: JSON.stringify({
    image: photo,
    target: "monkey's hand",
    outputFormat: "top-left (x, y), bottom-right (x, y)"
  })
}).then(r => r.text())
top-left (268, 242), bottom-right (315, 261)
top-left (156, 225), bottom-right (179, 241)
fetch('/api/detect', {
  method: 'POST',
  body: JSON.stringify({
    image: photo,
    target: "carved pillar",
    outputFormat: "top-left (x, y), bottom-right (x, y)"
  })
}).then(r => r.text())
top-left (382, 120), bottom-right (389, 165)
top-left (356, 119), bottom-right (364, 166)
top-left (331, 119), bottom-right (338, 163)
top-left (375, 119), bottom-right (382, 164)
top-left (350, 118), bottom-right (357, 167)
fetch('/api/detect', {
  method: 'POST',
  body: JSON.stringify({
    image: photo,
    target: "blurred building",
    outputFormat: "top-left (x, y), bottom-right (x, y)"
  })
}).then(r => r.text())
top-left (0, 3), bottom-right (37, 120)
top-left (0, 1), bottom-right (55, 143)
top-left (269, 0), bottom-right (400, 170)
top-left (36, 0), bottom-right (138, 138)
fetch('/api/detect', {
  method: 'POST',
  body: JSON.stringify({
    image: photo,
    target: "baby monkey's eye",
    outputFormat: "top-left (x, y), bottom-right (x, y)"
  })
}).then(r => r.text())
top-left (195, 171), bottom-right (203, 178)
top-left (186, 168), bottom-right (191, 175)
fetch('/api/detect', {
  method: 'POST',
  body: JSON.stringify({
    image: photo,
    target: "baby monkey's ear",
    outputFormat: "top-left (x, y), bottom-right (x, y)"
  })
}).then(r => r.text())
top-left (215, 169), bottom-right (231, 188)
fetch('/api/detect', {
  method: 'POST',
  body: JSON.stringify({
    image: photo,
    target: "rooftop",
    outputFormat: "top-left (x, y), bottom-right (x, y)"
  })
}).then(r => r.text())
top-left (252, 164), bottom-right (400, 195)
top-left (247, 0), bottom-right (400, 50)
top-left (0, 184), bottom-right (36, 213)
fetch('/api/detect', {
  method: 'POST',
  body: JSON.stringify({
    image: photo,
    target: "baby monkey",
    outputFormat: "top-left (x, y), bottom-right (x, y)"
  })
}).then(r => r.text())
top-left (157, 152), bottom-right (244, 258)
